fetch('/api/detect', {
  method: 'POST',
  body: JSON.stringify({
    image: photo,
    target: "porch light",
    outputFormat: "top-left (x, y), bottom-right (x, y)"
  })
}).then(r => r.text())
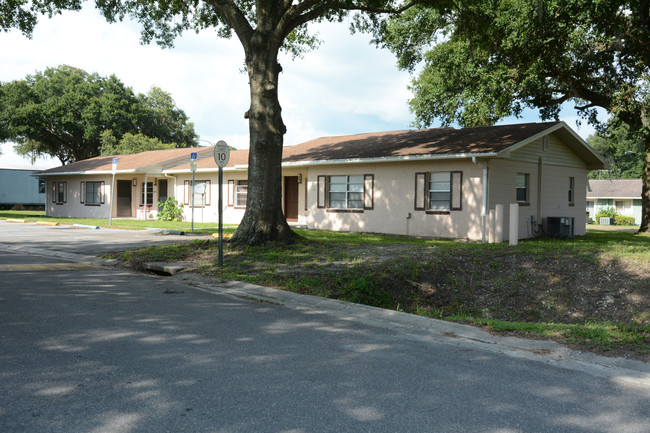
top-left (297, 173), bottom-right (303, 184)
top-left (132, 179), bottom-right (137, 186)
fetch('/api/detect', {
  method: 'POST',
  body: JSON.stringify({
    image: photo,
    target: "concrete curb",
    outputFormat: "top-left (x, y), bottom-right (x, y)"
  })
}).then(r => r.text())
top-left (73, 223), bottom-right (100, 229)
top-left (36, 221), bottom-right (60, 226)
top-left (182, 278), bottom-right (650, 385)
top-left (4, 237), bottom-right (650, 385)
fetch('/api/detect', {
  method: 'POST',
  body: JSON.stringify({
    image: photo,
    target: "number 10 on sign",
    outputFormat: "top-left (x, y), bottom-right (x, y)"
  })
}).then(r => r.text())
top-left (213, 140), bottom-right (230, 267)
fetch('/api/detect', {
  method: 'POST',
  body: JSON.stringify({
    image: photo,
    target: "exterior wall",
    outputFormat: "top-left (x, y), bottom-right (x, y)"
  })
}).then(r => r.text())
top-left (0, 169), bottom-right (46, 207)
top-left (171, 169), bottom-right (308, 224)
top-left (488, 135), bottom-right (589, 240)
top-left (46, 174), bottom-right (113, 218)
top-left (305, 160), bottom-right (485, 240)
top-left (587, 198), bottom-right (642, 225)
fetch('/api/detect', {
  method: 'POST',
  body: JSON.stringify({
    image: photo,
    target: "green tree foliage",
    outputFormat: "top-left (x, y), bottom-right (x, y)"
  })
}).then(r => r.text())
top-left (0, 65), bottom-right (197, 164)
top-left (378, 0), bottom-right (650, 232)
top-left (99, 130), bottom-right (176, 155)
top-left (588, 122), bottom-right (644, 179)
top-left (2, 0), bottom-right (432, 244)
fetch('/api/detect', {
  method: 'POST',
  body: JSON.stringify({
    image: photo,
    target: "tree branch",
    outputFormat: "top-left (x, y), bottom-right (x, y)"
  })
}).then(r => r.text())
top-left (204, 0), bottom-right (254, 52)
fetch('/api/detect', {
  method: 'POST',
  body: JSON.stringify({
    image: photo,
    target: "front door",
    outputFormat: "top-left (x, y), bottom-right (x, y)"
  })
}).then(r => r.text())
top-left (284, 176), bottom-right (299, 222)
top-left (116, 180), bottom-right (132, 217)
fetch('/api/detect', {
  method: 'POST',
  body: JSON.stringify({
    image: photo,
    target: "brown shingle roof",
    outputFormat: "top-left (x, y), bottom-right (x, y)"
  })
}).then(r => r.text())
top-left (169, 148), bottom-right (250, 171)
top-left (282, 122), bottom-right (561, 162)
top-left (37, 147), bottom-right (213, 174)
top-left (39, 121), bottom-right (602, 174)
top-left (587, 179), bottom-right (642, 198)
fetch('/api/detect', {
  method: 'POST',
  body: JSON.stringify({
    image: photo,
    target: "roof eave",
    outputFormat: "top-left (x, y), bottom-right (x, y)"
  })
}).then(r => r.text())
top-left (37, 169), bottom-right (138, 176)
top-left (281, 152), bottom-right (500, 167)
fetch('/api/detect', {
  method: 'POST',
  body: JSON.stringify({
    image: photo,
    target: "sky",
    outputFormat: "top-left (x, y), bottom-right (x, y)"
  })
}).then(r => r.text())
top-left (0, 4), bottom-right (601, 170)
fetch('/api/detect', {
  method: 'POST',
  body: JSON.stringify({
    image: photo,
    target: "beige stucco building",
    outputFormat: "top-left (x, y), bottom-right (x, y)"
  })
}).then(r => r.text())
top-left (38, 122), bottom-right (606, 241)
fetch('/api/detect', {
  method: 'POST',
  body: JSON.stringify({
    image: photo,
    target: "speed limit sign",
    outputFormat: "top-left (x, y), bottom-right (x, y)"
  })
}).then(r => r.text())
top-left (213, 140), bottom-right (230, 168)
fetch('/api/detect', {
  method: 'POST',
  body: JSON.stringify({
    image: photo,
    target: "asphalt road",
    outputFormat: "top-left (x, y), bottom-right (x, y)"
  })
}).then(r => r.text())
top-left (1, 221), bottom-right (650, 432)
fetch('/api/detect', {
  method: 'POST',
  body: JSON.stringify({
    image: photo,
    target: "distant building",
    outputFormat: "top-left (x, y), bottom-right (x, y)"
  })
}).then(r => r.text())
top-left (587, 179), bottom-right (642, 225)
top-left (0, 169), bottom-right (47, 210)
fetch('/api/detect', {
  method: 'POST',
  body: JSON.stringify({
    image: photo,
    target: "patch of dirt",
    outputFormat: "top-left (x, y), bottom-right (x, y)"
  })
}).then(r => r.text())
top-left (116, 237), bottom-right (650, 361)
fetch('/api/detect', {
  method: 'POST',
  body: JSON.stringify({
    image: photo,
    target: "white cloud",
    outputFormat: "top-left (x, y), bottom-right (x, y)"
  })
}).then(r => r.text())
top-left (1, 5), bottom-right (607, 169)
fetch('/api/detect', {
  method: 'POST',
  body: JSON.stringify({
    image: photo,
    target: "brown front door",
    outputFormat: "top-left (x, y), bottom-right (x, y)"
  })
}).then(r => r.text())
top-left (284, 176), bottom-right (299, 222)
top-left (116, 180), bottom-right (132, 217)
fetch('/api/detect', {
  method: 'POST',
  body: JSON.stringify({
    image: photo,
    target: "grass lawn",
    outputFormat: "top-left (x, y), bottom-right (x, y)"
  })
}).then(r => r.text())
top-left (100, 222), bottom-right (650, 361)
top-left (3, 210), bottom-right (648, 360)
top-left (0, 210), bottom-right (237, 234)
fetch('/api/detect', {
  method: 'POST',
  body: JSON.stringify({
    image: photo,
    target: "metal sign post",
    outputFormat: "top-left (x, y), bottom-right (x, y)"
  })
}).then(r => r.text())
top-left (190, 152), bottom-right (197, 232)
top-left (109, 157), bottom-right (117, 226)
top-left (213, 141), bottom-right (230, 267)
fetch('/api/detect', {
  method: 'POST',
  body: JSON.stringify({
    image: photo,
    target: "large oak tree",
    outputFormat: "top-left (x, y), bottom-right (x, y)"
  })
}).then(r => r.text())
top-left (379, 0), bottom-right (650, 232)
top-left (2, 0), bottom-right (432, 245)
top-left (0, 65), bottom-right (197, 164)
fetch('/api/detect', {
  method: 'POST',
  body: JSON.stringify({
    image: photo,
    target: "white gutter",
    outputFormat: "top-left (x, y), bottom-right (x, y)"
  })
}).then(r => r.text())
top-left (161, 152), bottom-right (500, 174)
top-left (38, 169), bottom-right (138, 176)
top-left (472, 157), bottom-right (489, 242)
top-left (163, 173), bottom-right (177, 200)
top-left (281, 152), bottom-right (499, 168)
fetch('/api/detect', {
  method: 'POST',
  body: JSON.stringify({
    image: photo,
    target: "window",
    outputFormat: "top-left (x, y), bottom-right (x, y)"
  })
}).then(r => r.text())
top-left (80, 181), bottom-right (105, 205)
top-left (236, 180), bottom-right (248, 207)
top-left (329, 175), bottom-right (364, 209)
top-left (429, 172), bottom-right (451, 211)
top-left (516, 173), bottom-right (529, 202)
top-left (414, 171), bottom-right (462, 213)
top-left (38, 179), bottom-right (46, 194)
top-left (52, 182), bottom-right (67, 204)
top-left (568, 177), bottom-right (575, 204)
top-left (317, 174), bottom-right (374, 211)
top-left (141, 182), bottom-right (154, 206)
top-left (183, 180), bottom-right (211, 207)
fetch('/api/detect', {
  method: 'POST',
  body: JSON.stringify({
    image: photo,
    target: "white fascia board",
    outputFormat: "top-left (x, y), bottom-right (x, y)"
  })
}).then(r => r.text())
top-left (280, 152), bottom-right (498, 168)
top-left (162, 167), bottom-right (245, 175)
top-left (39, 169), bottom-right (137, 176)
top-left (587, 195), bottom-right (640, 200)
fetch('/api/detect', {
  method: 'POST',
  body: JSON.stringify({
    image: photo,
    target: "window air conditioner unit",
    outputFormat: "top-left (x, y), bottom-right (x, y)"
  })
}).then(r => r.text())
top-left (545, 217), bottom-right (574, 238)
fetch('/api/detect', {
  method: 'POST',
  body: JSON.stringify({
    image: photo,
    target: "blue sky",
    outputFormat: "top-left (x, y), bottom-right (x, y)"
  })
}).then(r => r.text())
top-left (0, 4), bottom-right (600, 169)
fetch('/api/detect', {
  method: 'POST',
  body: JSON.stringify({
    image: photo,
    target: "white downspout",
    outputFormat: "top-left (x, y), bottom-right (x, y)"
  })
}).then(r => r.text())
top-left (163, 173), bottom-right (177, 198)
top-left (472, 157), bottom-right (488, 242)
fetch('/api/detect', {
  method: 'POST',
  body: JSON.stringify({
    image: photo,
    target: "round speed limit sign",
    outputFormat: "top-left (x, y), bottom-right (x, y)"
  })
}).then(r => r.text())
top-left (213, 140), bottom-right (230, 168)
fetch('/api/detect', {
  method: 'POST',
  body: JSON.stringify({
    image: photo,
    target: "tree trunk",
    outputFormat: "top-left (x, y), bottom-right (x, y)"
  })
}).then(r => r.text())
top-left (229, 39), bottom-right (298, 245)
top-left (640, 135), bottom-right (650, 233)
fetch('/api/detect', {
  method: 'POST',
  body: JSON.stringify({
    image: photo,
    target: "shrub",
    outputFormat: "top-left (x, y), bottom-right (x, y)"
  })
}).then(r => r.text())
top-left (595, 207), bottom-right (617, 224)
top-left (614, 215), bottom-right (637, 226)
top-left (157, 196), bottom-right (184, 221)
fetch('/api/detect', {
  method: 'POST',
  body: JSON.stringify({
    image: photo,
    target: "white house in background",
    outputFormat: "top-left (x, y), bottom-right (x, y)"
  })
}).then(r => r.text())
top-left (36, 121), bottom-right (606, 241)
top-left (587, 179), bottom-right (642, 225)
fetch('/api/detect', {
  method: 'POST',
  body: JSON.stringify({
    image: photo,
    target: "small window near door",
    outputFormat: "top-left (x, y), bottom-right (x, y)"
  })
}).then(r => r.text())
top-left (141, 182), bottom-right (154, 206)
top-left (81, 181), bottom-right (105, 205)
top-left (52, 182), bottom-right (67, 204)
top-left (236, 180), bottom-right (248, 208)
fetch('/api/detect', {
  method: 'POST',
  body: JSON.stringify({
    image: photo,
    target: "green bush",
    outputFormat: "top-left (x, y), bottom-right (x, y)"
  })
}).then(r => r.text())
top-left (614, 215), bottom-right (637, 226)
top-left (595, 207), bottom-right (617, 224)
top-left (157, 196), bottom-right (184, 222)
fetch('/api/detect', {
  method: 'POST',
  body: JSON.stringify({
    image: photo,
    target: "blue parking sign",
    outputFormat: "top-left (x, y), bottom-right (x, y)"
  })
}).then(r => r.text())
top-left (191, 152), bottom-right (197, 160)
